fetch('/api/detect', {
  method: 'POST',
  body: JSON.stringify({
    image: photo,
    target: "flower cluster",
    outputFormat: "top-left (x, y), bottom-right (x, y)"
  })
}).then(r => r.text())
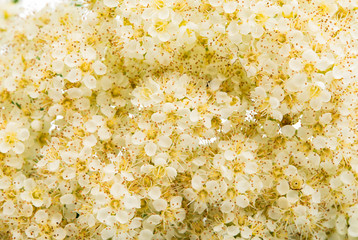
top-left (0, 0), bottom-right (357, 239)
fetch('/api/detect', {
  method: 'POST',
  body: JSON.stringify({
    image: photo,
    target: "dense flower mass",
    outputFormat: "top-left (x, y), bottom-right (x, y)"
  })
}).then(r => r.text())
top-left (0, 0), bottom-right (357, 239)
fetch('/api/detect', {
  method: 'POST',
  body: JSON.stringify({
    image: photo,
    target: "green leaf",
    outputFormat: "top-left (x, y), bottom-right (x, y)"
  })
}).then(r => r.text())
top-left (10, 101), bottom-right (22, 109)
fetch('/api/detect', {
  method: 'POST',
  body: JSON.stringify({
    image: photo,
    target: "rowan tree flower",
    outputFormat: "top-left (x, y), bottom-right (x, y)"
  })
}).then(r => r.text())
top-left (0, 0), bottom-right (357, 239)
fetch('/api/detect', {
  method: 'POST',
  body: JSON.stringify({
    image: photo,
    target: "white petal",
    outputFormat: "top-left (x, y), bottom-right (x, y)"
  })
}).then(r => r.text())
top-left (110, 183), bottom-right (128, 198)
top-left (209, 0), bottom-right (223, 7)
top-left (25, 225), bottom-right (40, 238)
top-left (132, 131), bottom-right (146, 145)
top-left (158, 135), bottom-right (172, 148)
top-left (191, 175), bottom-right (204, 190)
top-left (139, 230), bottom-right (153, 240)
top-left (236, 195), bottom-right (249, 208)
top-left (62, 168), bottom-right (76, 180)
top-left (146, 215), bottom-right (162, 225)
top-left (60, 194), bottom-right (75, 205)
top-left (223, 1), bottom-right (238, 13)
top-left (92, 61), bottom-right (107, 75)
top-left (18, 128), bottom-right (30, 141)
top-left (3, 200), bottom-right (15, 215)
top-left (224, 150), bottom-right (236, 161)
top-left (103, 0), bottom-right (118, 8)
top-left (151, 112), bottom-right (166, 123)
top-left (281, 125), bottom-right (296, 138)
top-left (6, 122), bottom-right (18, 131)
top-left (48, 160), bottom-right (60, 172)
top-left (157, 8), bottom-right (170, 20)
top-left (0, 177), bottom-right (11, 190)
top-left (170, 196), bottom-right (182, 209)
top-left (52, 60), bottom-right (64, 73)
top-left (166, 167), bottom-right (177, 178)
top-left (145, 142), bottom-right (157, 156)
top-left (123, 196), bottom-right (141, 209)
top-left (220, 200), bottom-right (235, 213)
top-left (13, 142), bottom-right (25, 154)
top-left (0, 142), bottom-right (11, 153)
top-left (83, 74), bottom-right (97, 89)
top-left (152, 198), bottom-right (167, 212)
top-left (66, 68), bottom-right (82, 83)
top-left (116, 210), bottom-right (129, 224)
top-left (148, 187), bottom-right (161, 200)
top-left (289, 58), bottom-right (303, 71)
top-left (244, 162), bottom-right (258, 174)
top-left (98, 127), bottom-right (111, 141)
top-left (142, 8), bottom-right (155, 20)
top-left (277, 180), bottom-right (289, 195)
top-left (189, 109), bottom-right (200, 122)
top-left (158, 32), bottom-right (171, 42)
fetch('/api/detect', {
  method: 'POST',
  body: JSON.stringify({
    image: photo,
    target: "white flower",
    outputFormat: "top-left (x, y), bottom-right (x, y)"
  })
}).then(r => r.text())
top-left (0, 0), bottom-right (357, 238)
top-left (20, 179), bottom-right (48, 207)
top-left (147, 18), bottom-right (179, 42)
top-left (0, 122), bottom-right (29, 154)
top-left (132, 79), bottom-right (161, 107)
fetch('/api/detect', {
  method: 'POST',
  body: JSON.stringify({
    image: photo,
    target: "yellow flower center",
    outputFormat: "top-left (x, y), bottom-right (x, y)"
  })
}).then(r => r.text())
top-left (155, 21), bottom-right (169, 33)
top-left (5, 132), bottom-right (18, 146)
top-left (32, 189), bottom-right (43, 199)
top-left (309, 85), bottom-right (322, 98)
